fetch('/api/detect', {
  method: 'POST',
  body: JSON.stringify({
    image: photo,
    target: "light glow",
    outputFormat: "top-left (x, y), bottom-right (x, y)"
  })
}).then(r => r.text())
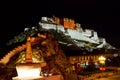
top-left (98, 56), bottom-right (106, 64)
top-left (17, 68), bottom-right (41, 78)
top-left (14, 63), bottom-right (42, 79)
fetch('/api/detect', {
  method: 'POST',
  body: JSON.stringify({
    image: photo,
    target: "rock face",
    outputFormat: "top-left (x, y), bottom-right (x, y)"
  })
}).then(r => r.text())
top-left (29, 31), bottom-right (78, 80)
top-left (0, 31), bottom-right (78, 80)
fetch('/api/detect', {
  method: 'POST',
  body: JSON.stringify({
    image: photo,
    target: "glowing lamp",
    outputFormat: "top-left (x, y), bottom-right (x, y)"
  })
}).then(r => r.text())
top-left (98, 56), bottom-right (106, 65)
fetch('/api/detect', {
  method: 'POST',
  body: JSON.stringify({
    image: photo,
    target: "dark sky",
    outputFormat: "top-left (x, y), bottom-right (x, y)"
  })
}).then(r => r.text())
top-left (0, 0), bottom-right (120, 48)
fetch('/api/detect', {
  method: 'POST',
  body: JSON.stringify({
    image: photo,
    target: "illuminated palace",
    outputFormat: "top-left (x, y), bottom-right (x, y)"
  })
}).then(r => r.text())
top-left (38, 16), bottom-right (115, 50)
top-left (37, 16), bottom-right (116, 69)
top-left (0, 16), bottom-right (117, 70)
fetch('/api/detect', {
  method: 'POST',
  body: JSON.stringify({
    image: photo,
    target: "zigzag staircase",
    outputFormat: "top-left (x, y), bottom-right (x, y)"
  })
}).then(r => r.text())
top-left (0, 44), bottom-right (26, 65)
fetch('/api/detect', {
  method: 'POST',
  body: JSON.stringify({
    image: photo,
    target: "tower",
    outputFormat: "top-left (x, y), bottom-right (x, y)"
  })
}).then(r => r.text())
top-left (25, 37), bottom-right (33, 63)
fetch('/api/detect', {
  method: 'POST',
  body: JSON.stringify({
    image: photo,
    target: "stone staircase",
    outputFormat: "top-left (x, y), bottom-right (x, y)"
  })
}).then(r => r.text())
top-left (0, 44), bottom-right (26, 64)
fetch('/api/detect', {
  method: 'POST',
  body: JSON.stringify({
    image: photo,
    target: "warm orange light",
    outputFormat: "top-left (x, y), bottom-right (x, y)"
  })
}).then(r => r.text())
top-left (100, 67), bottom-right (106, 71)
top-left (98, 56), bottom-right (106, 61)
top-left (98, 56), bottom-right (106, 64)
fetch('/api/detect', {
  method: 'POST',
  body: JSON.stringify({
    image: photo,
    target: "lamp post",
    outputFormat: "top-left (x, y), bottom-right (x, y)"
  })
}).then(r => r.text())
top-left (98, 56), bottom-right (106, 65)
top-left (98, 56), bottom-right (106, 77)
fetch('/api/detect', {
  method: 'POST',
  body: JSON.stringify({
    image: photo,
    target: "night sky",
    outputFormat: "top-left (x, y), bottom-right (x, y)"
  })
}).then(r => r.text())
top-left (0, 1), bottom-right (120, 48)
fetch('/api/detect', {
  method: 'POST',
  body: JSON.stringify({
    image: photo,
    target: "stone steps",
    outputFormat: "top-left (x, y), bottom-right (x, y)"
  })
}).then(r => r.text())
top-left (0, 44), bottom-right (26, 64)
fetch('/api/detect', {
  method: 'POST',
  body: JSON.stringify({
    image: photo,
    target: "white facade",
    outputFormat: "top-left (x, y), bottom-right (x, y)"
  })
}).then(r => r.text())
top-left (39, 22), bottom-right (56, 30)
top-left (38, 17), bottom-right (115, 49)
top-left (82, 29), bottom-right (93, 37)
top-left (91, 31), bottom-right (99, 43)
top-left (65, 29), bottom-right (99, 44)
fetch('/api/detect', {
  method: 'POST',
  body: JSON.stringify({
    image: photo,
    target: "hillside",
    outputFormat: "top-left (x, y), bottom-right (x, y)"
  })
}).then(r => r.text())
top-left (0, 31), bottom-right (78, 80)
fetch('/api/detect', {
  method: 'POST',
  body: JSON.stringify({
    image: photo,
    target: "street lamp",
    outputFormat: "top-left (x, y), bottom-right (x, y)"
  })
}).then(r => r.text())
top-left (98, 56), bottom-right (106, 77)
top-left (98, 56), bottom-right (106, 65)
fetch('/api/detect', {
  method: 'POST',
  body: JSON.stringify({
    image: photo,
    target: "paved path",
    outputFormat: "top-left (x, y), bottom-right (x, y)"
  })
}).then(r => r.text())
top-left (95, 75), bottom-right (120, 80)
top-left (78, 71), bottom-right (120, 80)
